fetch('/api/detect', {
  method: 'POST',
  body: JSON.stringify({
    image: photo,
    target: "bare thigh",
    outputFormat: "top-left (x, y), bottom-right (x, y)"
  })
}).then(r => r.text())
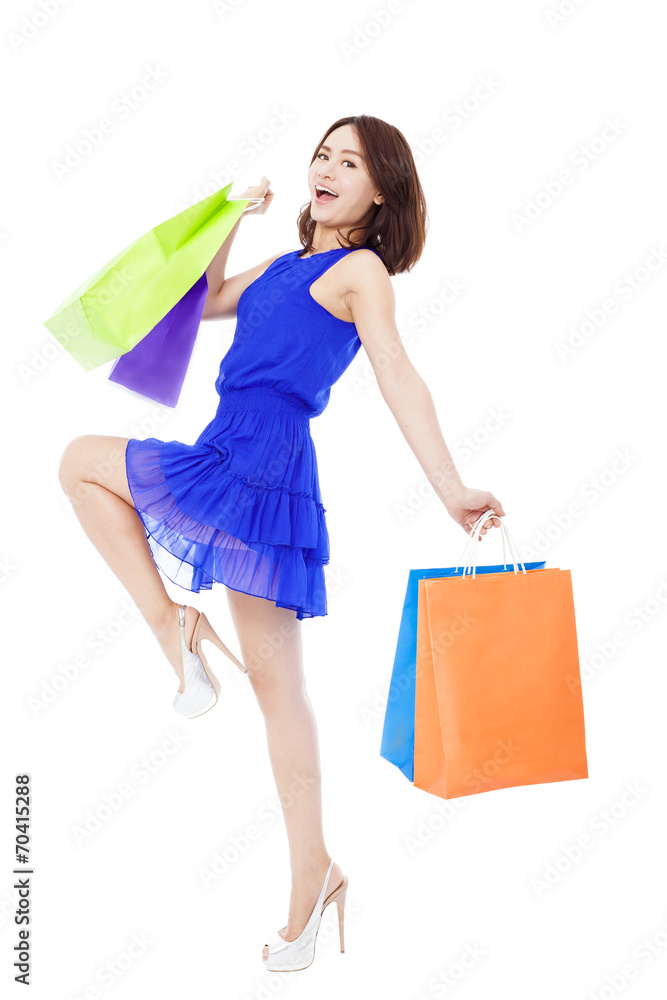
top-left (224, 585), bottom-right (305, 692)
top-left (58, 434), bottom-right (135, 507)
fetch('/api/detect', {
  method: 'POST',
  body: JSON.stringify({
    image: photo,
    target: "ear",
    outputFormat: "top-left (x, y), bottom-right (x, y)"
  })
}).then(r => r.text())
top-left (374, 194), bottom-right (384, 206)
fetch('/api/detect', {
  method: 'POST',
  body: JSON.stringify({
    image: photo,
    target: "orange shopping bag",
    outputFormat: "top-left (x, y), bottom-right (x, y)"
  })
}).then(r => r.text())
top-left (414, 511), bottom-right (589, 799)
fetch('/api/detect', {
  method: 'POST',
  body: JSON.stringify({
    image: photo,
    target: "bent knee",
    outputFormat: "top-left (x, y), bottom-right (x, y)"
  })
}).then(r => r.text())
top-left (57, 434), bottom-right (128, 492)
top-left (58, 435), bottom-right (91, 490)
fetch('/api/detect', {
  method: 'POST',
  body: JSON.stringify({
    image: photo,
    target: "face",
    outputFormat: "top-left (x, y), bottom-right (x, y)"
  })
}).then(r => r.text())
top-left (308, 124), bottom-right (384, 233)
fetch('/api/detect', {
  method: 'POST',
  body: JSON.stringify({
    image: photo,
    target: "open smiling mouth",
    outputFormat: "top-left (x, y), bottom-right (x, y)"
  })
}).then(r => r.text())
top-left (315, 185), bottom-right (338, 203)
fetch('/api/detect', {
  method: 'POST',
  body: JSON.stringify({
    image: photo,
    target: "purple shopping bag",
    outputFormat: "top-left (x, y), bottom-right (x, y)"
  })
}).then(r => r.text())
top-left (107, 271), bottom-right (209, 408)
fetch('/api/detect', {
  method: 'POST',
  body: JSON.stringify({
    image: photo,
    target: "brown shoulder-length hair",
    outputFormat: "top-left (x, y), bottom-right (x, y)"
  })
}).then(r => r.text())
top-left (296, 115), bottom-right (428, 276)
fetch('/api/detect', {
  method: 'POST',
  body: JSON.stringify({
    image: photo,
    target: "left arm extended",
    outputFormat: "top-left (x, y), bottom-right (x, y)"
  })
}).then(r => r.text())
top-left (347, 252), bottom-right (505, 537)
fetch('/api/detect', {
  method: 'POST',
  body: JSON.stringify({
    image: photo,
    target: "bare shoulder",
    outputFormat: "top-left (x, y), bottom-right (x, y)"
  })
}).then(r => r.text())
top-left (343, 249), bottom-right (394, 311)
top-left (346, 249), bottom-right (391, 288)
top-left (347, 248), bottom-right (389, 276)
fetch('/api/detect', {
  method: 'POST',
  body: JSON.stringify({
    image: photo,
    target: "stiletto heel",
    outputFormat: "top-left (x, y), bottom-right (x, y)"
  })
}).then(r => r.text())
top-left (173, 605), bottom-right (247, 719)
top-left (262, 859), bottom-right (348, 971)
top-left (190, 609), bottom-right (247, 676)
top-left (333, 879), bottom-right (348, 952)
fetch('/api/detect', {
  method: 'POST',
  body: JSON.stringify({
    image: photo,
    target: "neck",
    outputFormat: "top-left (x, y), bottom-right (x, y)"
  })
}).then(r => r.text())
top-left (308, 224), bottom-right (353, 254)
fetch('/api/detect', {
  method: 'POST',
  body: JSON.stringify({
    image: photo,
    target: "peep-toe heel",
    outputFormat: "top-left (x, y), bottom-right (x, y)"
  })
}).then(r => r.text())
top-left (262, 859), bottom-right (348, 971)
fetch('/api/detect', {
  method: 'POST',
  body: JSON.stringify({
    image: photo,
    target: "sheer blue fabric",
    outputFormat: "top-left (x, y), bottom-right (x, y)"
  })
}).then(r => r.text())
top-left (125, 246), bottom-right (380, 619)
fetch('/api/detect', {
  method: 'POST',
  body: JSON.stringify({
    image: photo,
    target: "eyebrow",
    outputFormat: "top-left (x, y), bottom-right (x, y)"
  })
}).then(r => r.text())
top-left (320, 144), bottom-right (365, 160)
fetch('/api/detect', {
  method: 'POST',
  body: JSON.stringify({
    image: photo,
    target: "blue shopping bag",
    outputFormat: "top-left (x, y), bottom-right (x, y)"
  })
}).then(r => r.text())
top-left (380, 560), bottom-right (547, 782)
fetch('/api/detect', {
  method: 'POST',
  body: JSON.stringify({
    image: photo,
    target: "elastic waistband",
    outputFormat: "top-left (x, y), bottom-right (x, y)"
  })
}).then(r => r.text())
top-left (217, 386), bottom-right (312, 422)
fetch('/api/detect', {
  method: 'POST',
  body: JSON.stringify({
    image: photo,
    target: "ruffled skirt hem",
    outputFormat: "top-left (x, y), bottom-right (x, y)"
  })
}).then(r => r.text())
top-left (125, 438), bottom-right (329, 620)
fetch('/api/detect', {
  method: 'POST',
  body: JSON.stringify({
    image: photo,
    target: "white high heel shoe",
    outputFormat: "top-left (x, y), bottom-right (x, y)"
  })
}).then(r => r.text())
top-left (173, 604), bottom-right (247, 719)
top-left (262, 858), bottom-right (349, 972)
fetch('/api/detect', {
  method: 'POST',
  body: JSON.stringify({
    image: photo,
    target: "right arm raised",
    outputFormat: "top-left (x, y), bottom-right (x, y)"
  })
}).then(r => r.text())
top-left (202, 175), bottom-right (276, 321)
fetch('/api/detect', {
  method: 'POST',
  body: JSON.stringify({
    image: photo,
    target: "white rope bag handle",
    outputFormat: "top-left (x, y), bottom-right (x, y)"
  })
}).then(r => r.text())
top-left (459, 510), bottom-right (513, 570)
top-left (455, 510), bottom-right (527, 579)
top-left (228, 196), bottom-right (265, 214)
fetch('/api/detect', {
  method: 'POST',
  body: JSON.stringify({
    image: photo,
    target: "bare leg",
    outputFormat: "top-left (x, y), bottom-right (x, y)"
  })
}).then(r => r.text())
top-left (59, 434), bottom-right (343, 941)
top-left (223, 586), bottom-right (344, 948)
top-left (58, 434), bottom-right (201, 689)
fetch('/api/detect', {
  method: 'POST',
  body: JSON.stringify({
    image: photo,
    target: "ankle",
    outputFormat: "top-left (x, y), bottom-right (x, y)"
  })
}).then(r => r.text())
top-left (150, 599), bottom-right (181, 635)
top-left (291, 853), bottom-right (331, 883)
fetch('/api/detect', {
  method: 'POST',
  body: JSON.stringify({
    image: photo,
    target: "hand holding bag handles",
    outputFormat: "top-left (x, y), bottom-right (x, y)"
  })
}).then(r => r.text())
top-left (456, 508), bottom-right (526, 578)
top-left (108, 195), bottom-right (267, 406)
top-left (379, 512), bottom-right (547, 783)
top-left (43, 182), bottom-right (252, 405)
top-left (412, 513), bottom-right (589, 799)
top-left (381, 511), bottom-right (589, 798)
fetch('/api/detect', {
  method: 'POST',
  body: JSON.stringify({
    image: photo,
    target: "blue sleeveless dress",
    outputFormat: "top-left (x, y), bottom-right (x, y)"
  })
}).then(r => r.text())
top-left (125, 246), bottom-right (378, 619)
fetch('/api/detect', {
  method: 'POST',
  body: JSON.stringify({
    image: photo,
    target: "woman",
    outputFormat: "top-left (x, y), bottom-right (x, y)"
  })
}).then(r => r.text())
top-left (57, 114), bottom-right (505, 971)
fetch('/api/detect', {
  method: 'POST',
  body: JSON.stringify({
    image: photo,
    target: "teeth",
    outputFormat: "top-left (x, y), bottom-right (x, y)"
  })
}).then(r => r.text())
top-left (316, 185), bottom-right (338, 197)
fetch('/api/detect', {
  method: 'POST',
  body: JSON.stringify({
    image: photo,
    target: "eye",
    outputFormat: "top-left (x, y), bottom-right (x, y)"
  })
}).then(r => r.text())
top-left (316, 152), bottom-right (356, 167)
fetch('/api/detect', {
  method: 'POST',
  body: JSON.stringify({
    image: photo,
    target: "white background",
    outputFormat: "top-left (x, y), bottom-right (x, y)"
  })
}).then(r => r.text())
top-left (2, 0), bottom-right (666, 997)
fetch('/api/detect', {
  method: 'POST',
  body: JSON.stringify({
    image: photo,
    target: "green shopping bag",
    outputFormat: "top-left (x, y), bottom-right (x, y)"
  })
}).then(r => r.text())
top-left (43, 182), bottom-right (250, 372)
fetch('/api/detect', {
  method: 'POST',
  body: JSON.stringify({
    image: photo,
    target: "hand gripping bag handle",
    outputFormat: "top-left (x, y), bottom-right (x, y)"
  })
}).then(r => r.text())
top-left (459, 510), bottom-right (526, 578)
top-left (455, 510), bottom-right (527, 579)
